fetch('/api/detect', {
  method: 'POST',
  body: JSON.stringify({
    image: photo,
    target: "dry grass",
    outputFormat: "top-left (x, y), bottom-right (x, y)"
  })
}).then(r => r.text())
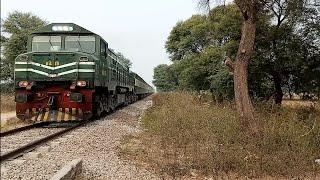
top-left (1, 93), bottom-right (15, 113)
top-left (282, 99), bottom-right (319, 109)
top-left (120, 92), bottom-right (320, 179)
top-left (0, 117), bottom-right (30, 132)
top-left (0, 93), bottom-right (29, 131)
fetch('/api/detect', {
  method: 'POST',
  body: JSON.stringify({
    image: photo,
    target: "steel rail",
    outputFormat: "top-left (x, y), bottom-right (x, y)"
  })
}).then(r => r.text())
top-left (0, 121), bottom-right (85, 163)
top-left (0, 122), bottom-right (49, 137)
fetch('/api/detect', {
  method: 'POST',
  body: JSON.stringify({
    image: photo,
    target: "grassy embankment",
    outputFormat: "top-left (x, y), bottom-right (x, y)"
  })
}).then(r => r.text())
top-left (0, 94), bottom-right (27, 130)
top-left (120, 92), bottom-right (320, 179)
top-left (1, 93), bottom-right (15, 113)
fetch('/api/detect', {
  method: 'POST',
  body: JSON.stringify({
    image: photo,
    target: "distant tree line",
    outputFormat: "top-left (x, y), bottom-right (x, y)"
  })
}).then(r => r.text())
top-left (153, 3), bottom-right (320, 104)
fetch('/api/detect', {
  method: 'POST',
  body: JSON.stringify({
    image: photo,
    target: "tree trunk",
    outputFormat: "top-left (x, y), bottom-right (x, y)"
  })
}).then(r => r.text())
top-left (229, 14), bottom-right (262, 136)
top-left (272, 72), bottom-right (283, 104)
top-left (234, 18), bottom-right (256, 121)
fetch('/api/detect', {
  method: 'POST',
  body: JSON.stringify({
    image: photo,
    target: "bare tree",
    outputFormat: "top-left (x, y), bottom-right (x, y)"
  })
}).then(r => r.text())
top-left (198, 0), bottom-right (226, 12)
top-left (198, 0), bottom-right (211, 11)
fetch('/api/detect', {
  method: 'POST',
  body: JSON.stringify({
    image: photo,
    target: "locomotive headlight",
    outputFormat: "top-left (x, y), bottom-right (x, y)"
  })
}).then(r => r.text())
top-left (76, 81), bottom-right (87, 87)
top-left (18, 81), bottom-right (29, 87)
top-left (52, 25), bottom-right (73, 31)
top-left (62, 26), bottom-right (69, 31)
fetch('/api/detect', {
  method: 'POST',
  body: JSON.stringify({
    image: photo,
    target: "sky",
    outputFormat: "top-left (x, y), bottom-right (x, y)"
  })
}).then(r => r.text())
top-left (1, 0), bottom-right (203, 86)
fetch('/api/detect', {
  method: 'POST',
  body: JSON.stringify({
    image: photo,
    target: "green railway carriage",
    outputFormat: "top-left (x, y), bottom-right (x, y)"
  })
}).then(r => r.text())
top-left (132, 73), bottom-right (154, 98)
top-left (14, 23), bottom-right (153, 122)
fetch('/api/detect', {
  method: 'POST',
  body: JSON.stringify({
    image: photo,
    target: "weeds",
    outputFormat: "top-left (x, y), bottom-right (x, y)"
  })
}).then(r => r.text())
top-left (121, 92), bottom-right (320, 178)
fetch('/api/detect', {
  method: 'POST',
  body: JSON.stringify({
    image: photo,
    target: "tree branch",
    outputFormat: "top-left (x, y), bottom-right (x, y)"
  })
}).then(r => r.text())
top-left (224, 56), bottom-right (234, 72)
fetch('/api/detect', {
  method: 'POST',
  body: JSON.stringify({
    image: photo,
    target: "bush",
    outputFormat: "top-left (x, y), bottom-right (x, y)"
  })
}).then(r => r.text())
top-left (126, 92), bottom-right (320, 178)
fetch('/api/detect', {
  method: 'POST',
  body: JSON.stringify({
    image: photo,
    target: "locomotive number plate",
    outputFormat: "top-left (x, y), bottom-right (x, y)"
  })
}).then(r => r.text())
top-left (45, 60), bottom-right (60, 66)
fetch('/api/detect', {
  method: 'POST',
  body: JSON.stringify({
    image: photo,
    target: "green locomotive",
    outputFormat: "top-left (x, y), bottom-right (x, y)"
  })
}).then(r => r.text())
top-left (14, 23), bottom-right (153, 122)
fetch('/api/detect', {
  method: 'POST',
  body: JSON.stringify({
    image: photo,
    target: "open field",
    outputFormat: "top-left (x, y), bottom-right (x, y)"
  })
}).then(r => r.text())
top-left (120, 92), bottom-right (320, 179)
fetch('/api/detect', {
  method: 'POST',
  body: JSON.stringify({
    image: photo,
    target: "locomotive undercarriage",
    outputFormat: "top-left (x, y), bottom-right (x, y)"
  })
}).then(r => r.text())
top-left (92, 90), bottom-right (137, 119)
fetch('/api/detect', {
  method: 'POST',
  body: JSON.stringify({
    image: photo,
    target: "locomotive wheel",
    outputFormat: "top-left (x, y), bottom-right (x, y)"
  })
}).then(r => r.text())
top-left (102, 94), bottom-right (108, 113)
top-left (97, 101), bottom-right (103, 117)
top-left (110, 96), bottom-right (116, 112)
top-left (94, 96), bottom-right (103, 118)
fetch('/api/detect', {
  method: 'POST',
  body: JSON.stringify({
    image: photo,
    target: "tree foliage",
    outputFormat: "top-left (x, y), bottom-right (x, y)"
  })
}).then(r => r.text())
top-left (2, 11), bottom-right (47, 62)
top-left (153, 64), bottom-right (179, 92)
top-left (156, 5), bottom-right (240, 100)
top-left (251, 0), bottom-right (320, 102)
top-left (165, 15), bottom-right (211, 61)
top-left (154, 3), bottom-right (320, 103)
top-left (1, 11), bottom-right (47, 81)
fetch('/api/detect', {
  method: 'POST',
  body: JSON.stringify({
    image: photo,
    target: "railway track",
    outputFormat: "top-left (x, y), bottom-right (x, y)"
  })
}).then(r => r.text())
top-left (0, 121), bottom-right (86, 163)
top-left (0, 122), bottom-right (49, 137)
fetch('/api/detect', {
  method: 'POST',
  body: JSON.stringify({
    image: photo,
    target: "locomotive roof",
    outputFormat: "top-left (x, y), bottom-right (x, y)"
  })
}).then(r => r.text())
top-left (32, 23), bottom-right (95, 34)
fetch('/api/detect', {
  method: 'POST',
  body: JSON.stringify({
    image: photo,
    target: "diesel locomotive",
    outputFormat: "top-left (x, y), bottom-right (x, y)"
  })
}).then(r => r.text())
top-left (14, 23), bottom-right (153, 122)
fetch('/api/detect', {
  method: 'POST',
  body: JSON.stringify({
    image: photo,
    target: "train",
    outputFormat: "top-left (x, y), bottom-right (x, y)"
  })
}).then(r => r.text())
top-left (14, 23), bottom-right (154, 122)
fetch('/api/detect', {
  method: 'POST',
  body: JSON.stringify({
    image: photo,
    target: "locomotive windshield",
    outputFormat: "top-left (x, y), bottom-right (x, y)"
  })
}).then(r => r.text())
top-left (31, 35), bottom-right (95, 54)
top-left (32, 36), bottom-right (62, 52)
top-left (65, 36), bottom-right (95, 54)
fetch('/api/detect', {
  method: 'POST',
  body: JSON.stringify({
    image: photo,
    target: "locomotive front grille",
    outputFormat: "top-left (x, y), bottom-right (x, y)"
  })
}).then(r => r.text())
top-left (27, 108), bottom-right (83, 122)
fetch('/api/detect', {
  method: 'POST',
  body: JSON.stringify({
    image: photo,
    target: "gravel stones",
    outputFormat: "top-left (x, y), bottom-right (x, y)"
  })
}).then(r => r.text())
top-left (0, 128), bottom-right (65, 156)
top-left (24, 152), bottom-right (43, 159)
top-left (1, 97), bottom-right (158, 180)
top-left (38, 146), bottom-right (52, 153)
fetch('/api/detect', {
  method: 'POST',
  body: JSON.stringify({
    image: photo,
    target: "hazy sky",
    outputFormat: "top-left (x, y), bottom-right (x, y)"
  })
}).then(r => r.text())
top-left (1, 0), bottom-right (203, 86)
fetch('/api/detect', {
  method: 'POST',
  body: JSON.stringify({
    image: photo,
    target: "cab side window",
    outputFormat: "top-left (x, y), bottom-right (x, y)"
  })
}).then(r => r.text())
top-left (100, 41), bottom-right (106, 58)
